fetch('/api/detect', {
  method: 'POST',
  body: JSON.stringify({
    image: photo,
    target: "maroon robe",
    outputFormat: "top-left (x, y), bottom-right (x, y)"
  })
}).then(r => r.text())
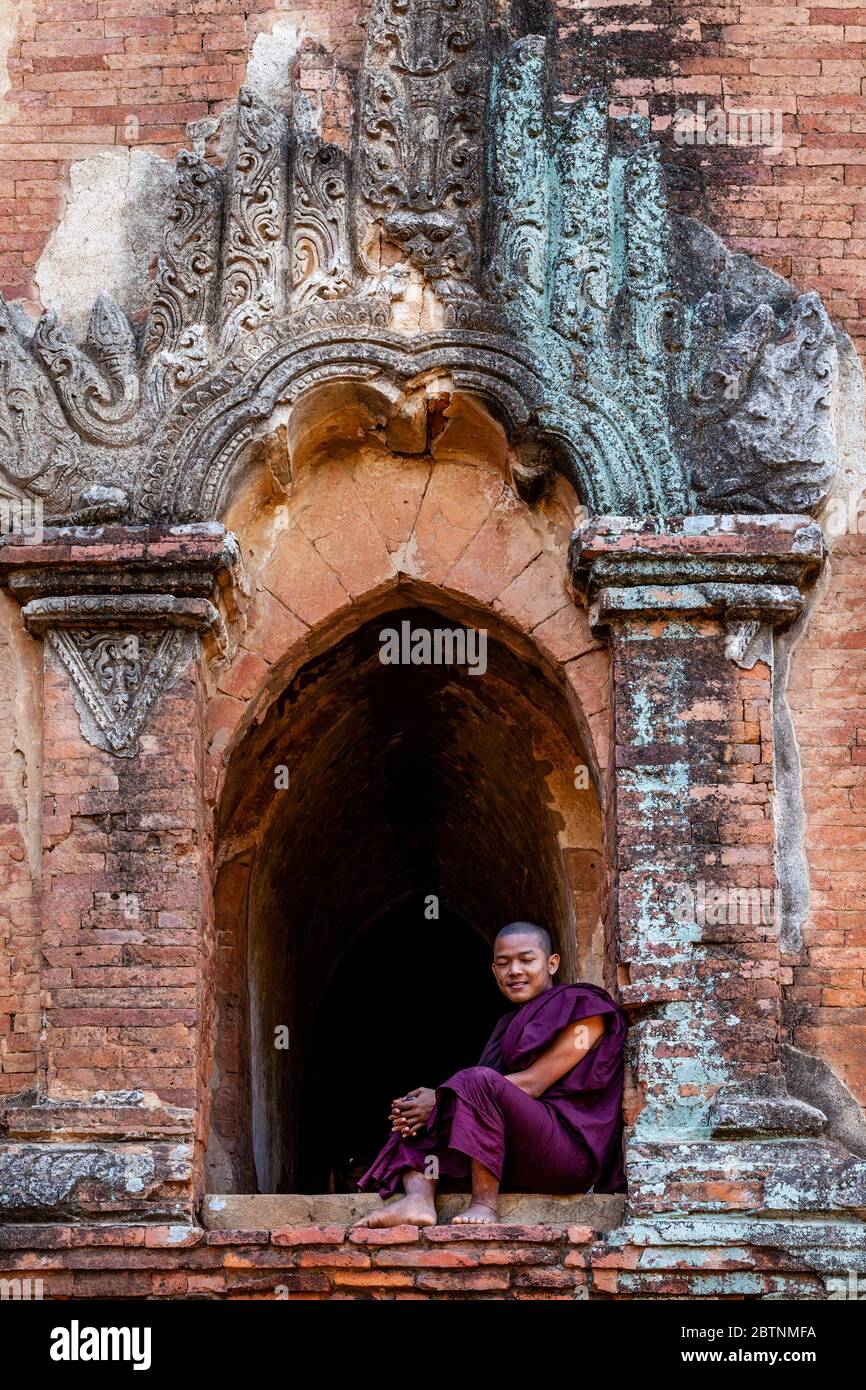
top-left (357, 981), bottom-right (628, 1199)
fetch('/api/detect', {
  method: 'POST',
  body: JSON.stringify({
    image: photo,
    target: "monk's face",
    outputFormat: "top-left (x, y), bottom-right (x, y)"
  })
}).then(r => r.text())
top-left (492, 931), bottom-right (560, 1004)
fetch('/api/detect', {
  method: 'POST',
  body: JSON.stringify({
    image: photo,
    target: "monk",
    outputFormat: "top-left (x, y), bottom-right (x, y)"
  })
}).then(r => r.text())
top-left (354, 921), bottom-right (628, 1228)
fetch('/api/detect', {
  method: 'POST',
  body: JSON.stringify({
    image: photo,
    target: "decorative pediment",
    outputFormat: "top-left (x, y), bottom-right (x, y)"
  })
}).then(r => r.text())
top-left (0, 0), bottom-right (850, 525)
top-left (46, 626), bottom-right (194, 757)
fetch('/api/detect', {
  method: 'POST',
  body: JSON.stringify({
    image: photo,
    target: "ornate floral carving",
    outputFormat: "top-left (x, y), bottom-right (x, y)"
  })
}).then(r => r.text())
top-left (357, 0), bottom-right (489, 283)
top-left (144, 151), bottom-right (223, 410)
top-left (291, 134), bottom-right (352, 307)
top-left (46, 626), bottom-right (194, 757)
top-left (218, 88), bottom-right (287, 354)
top-left (624, 142), bottom-right (680, 390)
top-left (0, 298), bottom-right (80, 505)
top-left (551, 92), bottom-right (610, 346)
top-left (34, 293), bottom-right (151, 448)
top-left (0, 0), bottom-right (850, 525)
top-left (486, 34), bottom-right (549, 314)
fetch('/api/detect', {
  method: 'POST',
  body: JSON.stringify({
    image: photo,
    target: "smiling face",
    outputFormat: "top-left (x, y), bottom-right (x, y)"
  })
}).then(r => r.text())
top-left (492, 925), bottom-right (560, 1005)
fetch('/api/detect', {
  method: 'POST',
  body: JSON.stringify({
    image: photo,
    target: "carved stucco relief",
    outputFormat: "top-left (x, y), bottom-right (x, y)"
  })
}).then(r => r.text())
top-left (0, 0), bottom-right (850, 531)
top-left (0, 0), bottom-right (858, 761)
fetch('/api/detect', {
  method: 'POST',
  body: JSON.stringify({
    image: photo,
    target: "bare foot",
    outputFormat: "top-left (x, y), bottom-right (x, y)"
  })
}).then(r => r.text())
top-left (453, 1201), bottom-right (498, 1224)
top-left (352, 1195), bottom-right (437, 1229)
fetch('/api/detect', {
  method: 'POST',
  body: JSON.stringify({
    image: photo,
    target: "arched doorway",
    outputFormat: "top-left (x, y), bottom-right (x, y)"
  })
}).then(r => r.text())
top-left (206, 600), bottom-right (605, 1194)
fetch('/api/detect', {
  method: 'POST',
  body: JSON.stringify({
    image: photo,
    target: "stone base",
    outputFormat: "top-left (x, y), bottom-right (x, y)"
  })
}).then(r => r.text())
top-left (626, 1137), bottom-right (866, 1218)
top-left (201, 1192), bottom-right (627, 1231)
top-left (0, 1142), bottom-right (194, 1222)
top-left (2, 1207), bottom-right (863, 1299)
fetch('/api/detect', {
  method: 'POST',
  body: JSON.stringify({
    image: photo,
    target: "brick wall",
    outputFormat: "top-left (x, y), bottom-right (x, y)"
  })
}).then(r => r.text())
top-left (788, 532), bottom-right (866, 1107)
top-left (0, 594), bottom-right (40, 1096)
top-left (0, 1), bottom-right (864, 362)
top-left (0, 1219), bottom-right (837, 1298)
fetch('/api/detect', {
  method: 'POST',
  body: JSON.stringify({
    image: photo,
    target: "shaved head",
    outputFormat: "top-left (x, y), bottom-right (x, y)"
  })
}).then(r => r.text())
top-left (494, 921), bottom-right (554, 956)
top-left (491, 921), bottom-right (559, 1003)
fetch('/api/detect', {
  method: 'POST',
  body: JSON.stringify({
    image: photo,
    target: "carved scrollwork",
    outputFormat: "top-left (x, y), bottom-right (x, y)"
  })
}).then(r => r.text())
top-left (291, 135), bottom-right (353, 307)
top-left (0, 298), bottom-right (80, 505)
top-left (33, 292), bottom-right (151, 448)
top-left (551, 93), bottom-right (610, 347)
top-left (0, 0), bottom-right (850, 526)
top-left (486, 35), bottom-right (549, 315)
top-left (624, 143), bottom-right (681, 386)
top-left (144, 151), bottom-right (223, 410)
top-left (218, 88), bottom-right (288, 354)
top-left (357, 0), bottom-right (489, 283)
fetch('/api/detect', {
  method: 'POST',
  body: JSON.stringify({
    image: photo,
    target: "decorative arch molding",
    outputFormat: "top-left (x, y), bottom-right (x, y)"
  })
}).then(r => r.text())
top-left (142, 324), bottom-right (548, 520)
top-left (0, 0), bottom-right (848, 527)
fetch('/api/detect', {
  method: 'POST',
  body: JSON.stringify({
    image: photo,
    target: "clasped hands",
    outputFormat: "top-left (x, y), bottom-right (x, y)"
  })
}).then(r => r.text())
top-left (390, 1085), bottom-right (437, 1137)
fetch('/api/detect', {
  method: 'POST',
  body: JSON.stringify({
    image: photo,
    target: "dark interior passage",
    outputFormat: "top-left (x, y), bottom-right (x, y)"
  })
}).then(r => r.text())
top-left (209, 598), bottom-right (604, 1193)
top-left (297, 898), bottom-right (506, 1193)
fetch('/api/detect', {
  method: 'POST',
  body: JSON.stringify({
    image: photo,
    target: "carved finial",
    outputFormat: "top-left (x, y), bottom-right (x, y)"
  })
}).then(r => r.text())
top-left (356, 0), bottom-right (490, 285)
top-left (88, 292), bottom-right (136, 362)
top-left (218, 87), bottom-right (288, 354)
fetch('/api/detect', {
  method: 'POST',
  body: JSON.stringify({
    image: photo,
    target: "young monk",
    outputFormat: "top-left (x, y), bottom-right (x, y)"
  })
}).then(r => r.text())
top-left (353, 921), bottom-right (628, 1228)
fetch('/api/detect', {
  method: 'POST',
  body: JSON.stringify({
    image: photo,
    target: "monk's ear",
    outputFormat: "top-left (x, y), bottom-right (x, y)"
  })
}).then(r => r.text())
top-left (548, 953), bottom-right (560, 975)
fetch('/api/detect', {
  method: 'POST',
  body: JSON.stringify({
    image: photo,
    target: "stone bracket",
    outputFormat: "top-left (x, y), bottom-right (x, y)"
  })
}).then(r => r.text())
top-left (570, 514), bottom-right (826, 601)
top-left (707, 1078), bottom-right (828, 1140)
top-left (588, 582), bottom-right (804, 637)
top-left (0, 523), bottom-right (245, 757)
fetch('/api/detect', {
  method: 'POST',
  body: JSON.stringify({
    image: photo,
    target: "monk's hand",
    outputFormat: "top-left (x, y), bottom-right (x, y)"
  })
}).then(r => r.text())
top-left (389, 1086), bottom-right (436, 1137)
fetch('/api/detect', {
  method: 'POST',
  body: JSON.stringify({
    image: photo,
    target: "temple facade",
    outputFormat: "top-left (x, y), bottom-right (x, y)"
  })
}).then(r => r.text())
top-left (0, 0), bottom-right (864, 1299)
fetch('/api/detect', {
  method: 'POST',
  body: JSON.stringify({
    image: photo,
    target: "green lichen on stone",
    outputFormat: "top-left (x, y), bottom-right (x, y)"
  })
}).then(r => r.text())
top-left (487, 35), bottom-right (692, 517)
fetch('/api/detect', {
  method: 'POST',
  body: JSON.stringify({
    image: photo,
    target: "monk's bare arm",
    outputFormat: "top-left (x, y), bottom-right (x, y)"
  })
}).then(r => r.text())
top-left (503, 1014), bottom-right (605, 1099)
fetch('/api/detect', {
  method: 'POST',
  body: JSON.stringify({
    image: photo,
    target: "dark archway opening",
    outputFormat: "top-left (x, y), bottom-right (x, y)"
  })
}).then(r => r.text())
top-left (297, 896), bottom-right (505, 1193)
top-left (208, 598), bottom-right (605, 1194)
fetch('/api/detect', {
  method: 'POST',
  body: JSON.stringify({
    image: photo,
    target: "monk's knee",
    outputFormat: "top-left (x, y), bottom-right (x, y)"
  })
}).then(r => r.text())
top-left (444, 1066), bottom-right (504, 1095)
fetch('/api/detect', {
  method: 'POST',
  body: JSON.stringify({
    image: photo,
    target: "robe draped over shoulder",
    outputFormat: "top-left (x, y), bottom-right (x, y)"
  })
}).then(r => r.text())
top-left (476, 981), bottom-right (628, 1193)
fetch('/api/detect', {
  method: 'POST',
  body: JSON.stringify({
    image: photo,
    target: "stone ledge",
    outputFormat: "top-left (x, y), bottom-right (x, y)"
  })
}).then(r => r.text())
top-left (570, 514), bottom-right (825, 599)
top-left (200, 1192), bottom-right (627, 1231)
top-left (0, 1142), bottom-right (194, 1222)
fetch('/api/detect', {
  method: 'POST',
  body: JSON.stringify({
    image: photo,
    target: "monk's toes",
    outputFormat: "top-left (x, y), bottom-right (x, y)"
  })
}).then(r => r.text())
top-left (454, 1204), bottom-right (498, 1224)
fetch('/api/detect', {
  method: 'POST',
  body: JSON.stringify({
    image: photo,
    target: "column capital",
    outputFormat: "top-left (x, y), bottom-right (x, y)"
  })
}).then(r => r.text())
top-left (0, 523), bottom-right (246, 756)
top-left (570, 514), bottom-right (825, 607)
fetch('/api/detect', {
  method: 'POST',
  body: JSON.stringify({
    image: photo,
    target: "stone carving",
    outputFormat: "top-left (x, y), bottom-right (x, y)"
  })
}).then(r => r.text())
top-left (291, 134), bottom-right (353, 307)
top-left (46, 625), bottom-right (194, 757)
top-left (673, 218), bottom-right (841, 514)
top-left (218, 88), bottom-right (288, 354)
top-left (550, 92), bottom-right (608, 346)
top-left (0, 300), bottom-right (80, 506)
top-left (144, 151), bottom-right (223, 410)
top-left (356, 0), bottom-right (489, 285)
top-left (486, 35), bottom-right (549, 315)
top-left (34, 292), bottom-right (150, 448)
top-left (0, 0), bottom-right (851, 529)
